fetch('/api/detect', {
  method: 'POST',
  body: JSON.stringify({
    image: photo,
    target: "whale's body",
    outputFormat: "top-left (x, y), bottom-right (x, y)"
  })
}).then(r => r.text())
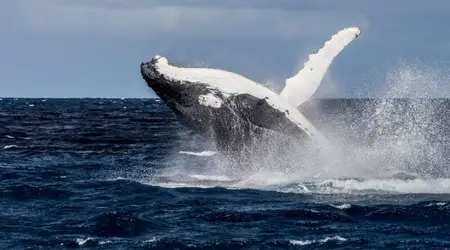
top-left (141, 27), bottom-right (360, 158)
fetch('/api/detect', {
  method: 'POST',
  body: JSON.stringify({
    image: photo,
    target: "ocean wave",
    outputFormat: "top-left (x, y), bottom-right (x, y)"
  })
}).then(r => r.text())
top-left (3, 145), bottom-right (19, 149)
top-left (89, 211), bottom-right (155, 237)
top-left (3, 98), bottom-right (449, 249)
top-left (150, 182), bottom-right (215, 189)
top-left (290, 235), bottom-right (347, 246)
top-left (5, 184), bottom-right (73, 200)
top-left (143, 238), bottom-right (259, 249)
top-left (149, 176), bottom-right (450, 194)
top-left (189, 174), bottom-right (234, 182)
top-left (331, 204), bottom-right (352, 210)
top-left (76, 237), bottom-right (93, 246)
top-left (319, 178), bottom-right (450, 194)
top-left (178, 150), bottom-right (217, 156)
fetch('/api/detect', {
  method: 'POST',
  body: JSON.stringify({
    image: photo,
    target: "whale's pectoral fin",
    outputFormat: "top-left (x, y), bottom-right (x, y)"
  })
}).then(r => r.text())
top-left (280, 27), bottom-right (361, 108)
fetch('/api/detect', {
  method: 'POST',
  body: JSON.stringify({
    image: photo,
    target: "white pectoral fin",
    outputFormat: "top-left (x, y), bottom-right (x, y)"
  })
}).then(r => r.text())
top-left (280, 27), bottom-right (361, 108)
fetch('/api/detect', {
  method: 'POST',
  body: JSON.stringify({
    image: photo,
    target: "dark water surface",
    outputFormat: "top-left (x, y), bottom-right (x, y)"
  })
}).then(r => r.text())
top-left (0, 98), bottom-right (449, 249)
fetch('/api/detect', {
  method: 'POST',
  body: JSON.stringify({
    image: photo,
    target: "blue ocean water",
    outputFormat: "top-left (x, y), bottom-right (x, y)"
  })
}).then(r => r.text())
top-left (0, 98), bottom-right (449, 249)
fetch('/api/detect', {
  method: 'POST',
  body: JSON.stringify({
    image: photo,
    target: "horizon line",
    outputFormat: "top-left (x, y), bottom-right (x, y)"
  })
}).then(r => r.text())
top-left (1, 97), bottom-right (449, 100)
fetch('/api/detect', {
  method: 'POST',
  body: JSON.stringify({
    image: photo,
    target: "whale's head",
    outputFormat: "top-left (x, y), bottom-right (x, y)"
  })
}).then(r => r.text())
top-left (140, 55), bottom-right (193, 108)
top-left (140, 55), bottom-right (171, 97)
top-left (140, 55), bottom-right (220, 133)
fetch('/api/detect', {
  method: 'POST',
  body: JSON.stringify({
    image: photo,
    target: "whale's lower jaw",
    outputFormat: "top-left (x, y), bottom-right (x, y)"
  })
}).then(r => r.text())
top-left (141, 73), bottom-right (309, 160)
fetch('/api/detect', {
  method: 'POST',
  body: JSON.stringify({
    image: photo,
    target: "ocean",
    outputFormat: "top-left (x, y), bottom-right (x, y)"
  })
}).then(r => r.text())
top-left (0, 98), bottom-right (449, 249)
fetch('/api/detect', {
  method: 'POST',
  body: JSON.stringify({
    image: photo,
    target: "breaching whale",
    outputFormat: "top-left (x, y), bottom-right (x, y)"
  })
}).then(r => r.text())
top-left (141, 27), bottom-right (360, 158)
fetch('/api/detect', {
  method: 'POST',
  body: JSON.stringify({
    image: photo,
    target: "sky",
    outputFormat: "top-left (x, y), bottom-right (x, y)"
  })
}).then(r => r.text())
top-left (1, 0), bottom-right (450, 98)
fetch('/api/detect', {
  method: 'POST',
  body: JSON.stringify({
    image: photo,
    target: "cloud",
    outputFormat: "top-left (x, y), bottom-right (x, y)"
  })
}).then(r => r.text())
top-left (3, 0), bottom-right (450, 98)
top-left (11, 0), bottom-right (368, 39)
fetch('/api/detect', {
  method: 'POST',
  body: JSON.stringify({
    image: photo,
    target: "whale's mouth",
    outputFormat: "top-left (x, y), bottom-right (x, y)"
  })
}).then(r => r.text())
top-left (140, 58), bottom-right (172, 103)
top-left (140, 56), bottom-right (196, 113)
top-left (140, 59), bottom-right (157, 80)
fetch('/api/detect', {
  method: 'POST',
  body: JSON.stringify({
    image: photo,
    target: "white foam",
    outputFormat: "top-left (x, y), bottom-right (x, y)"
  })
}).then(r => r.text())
top-left (281, 27), bottom-right (360, 107)
top-left (290, 239), bottom-right (314, 246)
top-left (29, 104), bottom-right (35, 107)
top-left (189, 174), bottom-right (234, 182)
top-left (424, 201), bottom-right (447, 207)
top-left (331, 204), bottom-right (352, 209)
top-left (153, 182), bottom-right (214, 189)
top-left (4, 145), bottom-right (18, 149)
top-left (143, 237), bottom-right (158, 243)
top-left (76, 238), bottom-right (92, 246)
top-left (148, 174), bottom-right (450, 195)
top-left (178, 150), bottom-right (217, 157)
top-left (99, 240), bottom-right (112, 245)
top-left (5, 135), bottom-right (15, 139)
top-left (233, 171), bottom-right (298, 188)
top-left (290, 236), bottom-right (347, 246)
top-left (321, 236), bottom-right (347, 243)
top-left (321, 178), bottom-right (450, 194)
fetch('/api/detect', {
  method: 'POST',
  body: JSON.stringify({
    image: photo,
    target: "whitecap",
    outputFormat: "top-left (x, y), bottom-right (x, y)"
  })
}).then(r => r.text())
top-left (4, 145), bottom-right (18, 149)
top-left (143, 237), bottom-right (158, 243)
top-left (76, 237), bottom-right (93, 246)
top-left (99, 240), bottom-right (112, 245)
top-left (321, 178), bottom-right (450, 194)
top-left (178, 151), bottom-right (217, 157)
top-left (425, 201), bottom-right (447, 207)
top-left (290, 239), bottom-right (314, 246)
top-left (5, 135), bottom-right (15, 139)
top-left (331, 204), bottom-right (352, 209)
top-left (320, 236), bottom-right (347, 243)
top-left (151, 182), bottom-right (213, 189)
top-left (290, 235), bottom-right (347, 246)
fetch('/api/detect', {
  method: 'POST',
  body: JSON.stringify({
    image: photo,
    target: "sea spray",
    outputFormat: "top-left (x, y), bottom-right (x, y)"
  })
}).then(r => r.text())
top-left (153, 60), bottom-right (450, 193)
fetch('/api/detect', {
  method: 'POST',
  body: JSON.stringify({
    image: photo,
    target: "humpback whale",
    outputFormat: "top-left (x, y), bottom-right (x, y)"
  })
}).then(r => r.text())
top-left (140, 27), bottom-right (360, 159)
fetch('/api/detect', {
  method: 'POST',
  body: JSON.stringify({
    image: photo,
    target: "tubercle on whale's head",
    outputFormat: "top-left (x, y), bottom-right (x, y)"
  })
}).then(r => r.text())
top-left (140, 55), bottom-right (193, 110)
top-left (140, 55), bottom-right (168, 80)
top-left (140, 55), bottom-right (173, 99)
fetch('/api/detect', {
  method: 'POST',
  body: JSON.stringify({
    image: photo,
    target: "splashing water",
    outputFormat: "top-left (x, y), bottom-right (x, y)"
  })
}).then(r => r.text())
top-left (143, 60), bottom-right (450, 194)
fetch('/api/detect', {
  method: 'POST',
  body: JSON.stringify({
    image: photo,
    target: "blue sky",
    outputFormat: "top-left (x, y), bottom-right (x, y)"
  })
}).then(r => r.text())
top-left (1, 0), bottom-right (450, 98)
